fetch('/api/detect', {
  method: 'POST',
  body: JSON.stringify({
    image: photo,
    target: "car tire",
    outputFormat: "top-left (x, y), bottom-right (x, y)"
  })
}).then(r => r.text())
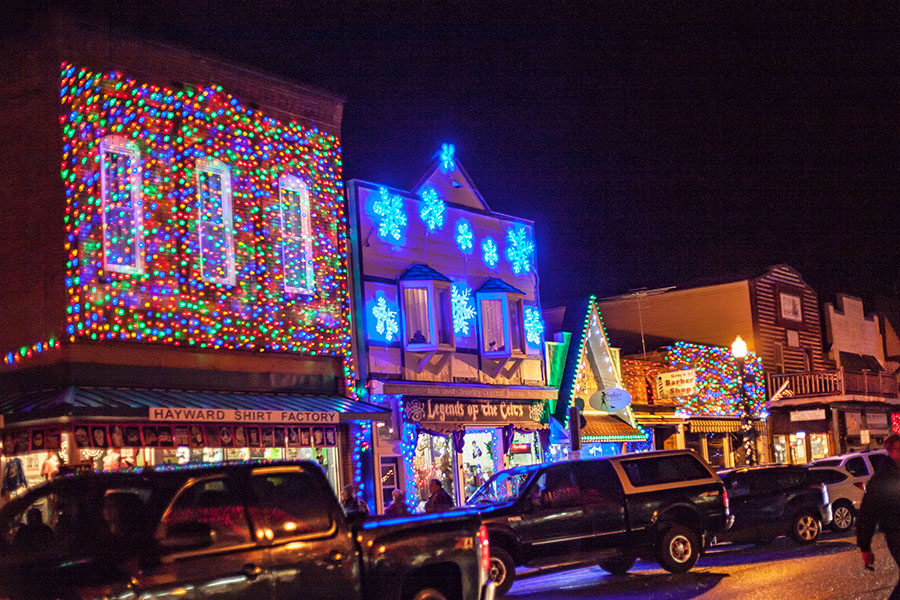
top-left (831, 502), bottom-right (855, 533)
top-left (790, 511), bottom-right (821, 544)
top-left (488, 546), bottom-right (516, 596)
top-left (410, 589), bottom-right (448, 600)
top-left (657, 524), bottom-right (701, 574)
top-left (599, 554), bottom-right (637, 576)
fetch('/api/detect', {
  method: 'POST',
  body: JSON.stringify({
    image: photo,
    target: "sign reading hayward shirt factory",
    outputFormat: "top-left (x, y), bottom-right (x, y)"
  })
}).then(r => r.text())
top-left (148, 407), bottom-right (339, 424)
top-left (403, 398), bottom-right (544, 425)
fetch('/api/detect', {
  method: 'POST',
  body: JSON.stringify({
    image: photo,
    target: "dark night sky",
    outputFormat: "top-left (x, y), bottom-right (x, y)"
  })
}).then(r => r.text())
top-left (13, 2), bottom-right (900, 308)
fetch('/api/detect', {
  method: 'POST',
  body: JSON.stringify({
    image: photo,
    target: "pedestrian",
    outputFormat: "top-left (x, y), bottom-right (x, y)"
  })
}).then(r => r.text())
top-left (424, 479), bottom-right (454, 513)
top-left (384, 489), bottom-right (412, 517)
top-left (341, 484), bottom-right (370, 516)
top-left (13, 507), bottom-right (54, 550)
top-left (858, 433), bottom-right (900, 599)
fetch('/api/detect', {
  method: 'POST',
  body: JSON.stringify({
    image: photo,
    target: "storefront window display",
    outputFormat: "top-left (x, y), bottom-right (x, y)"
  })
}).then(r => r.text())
top-left (790, 433), bottom-right (808, 463)
top-left (413, 432), bottom-right (456, 507)
top-left (809, 433), bottom-right (829, 460)
top-left (461, 428), bottom-right (502, 500)
top-left (773, 435), bottom-right (788, 464)
top-left (507, 431), bottom-right (543, 468)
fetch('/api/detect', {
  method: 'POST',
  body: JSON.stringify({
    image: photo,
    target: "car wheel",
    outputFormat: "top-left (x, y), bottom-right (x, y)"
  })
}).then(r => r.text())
top-left (488, 546), bottom-right (516, 596)
top-left (410, 589), bottom-right (448, 600)
top-left (657, 524), bottom-right (701, 573)
top-left (599, 554), bottom-right (637, 576)
top-left (831, 502), bottom-right (855, 533)
top-left (790, 512), bottom-right (821, 544)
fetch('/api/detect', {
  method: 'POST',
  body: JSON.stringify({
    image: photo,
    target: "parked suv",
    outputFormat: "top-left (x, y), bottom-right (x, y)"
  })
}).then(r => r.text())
top-left (810, 449), bottom-right (889, 482)
top-left (0, 461), bottom-right (494, 600)
top-left (809, 466), bottom-right (865, 533)
top-left (717, 465), bottom-right (832, 546)
top-left (468, 450), bottom-right (729, 595)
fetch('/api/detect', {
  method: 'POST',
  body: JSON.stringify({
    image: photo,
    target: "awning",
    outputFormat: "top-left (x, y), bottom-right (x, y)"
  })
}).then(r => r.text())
top-left (581, 414), bottom-right (647, 442)
top-left (0, 386), bottom-right (390, 425)
top-left (634, 415), bottom-right (685, 427)
top-left (688, 418), bottom-right (766, 434)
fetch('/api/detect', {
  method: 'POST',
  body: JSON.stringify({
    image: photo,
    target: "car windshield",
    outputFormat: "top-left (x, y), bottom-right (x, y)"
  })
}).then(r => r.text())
top-left (467, 467), bottom-right (539, 505)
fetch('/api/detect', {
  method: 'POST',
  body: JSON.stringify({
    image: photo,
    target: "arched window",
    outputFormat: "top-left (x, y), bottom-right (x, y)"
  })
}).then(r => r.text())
top-left (278, 174), bottom-right (314, 294)
top-left (99, 136), bottom-right (143, 274)
top-left (196, 157), bottom-right (235, 285)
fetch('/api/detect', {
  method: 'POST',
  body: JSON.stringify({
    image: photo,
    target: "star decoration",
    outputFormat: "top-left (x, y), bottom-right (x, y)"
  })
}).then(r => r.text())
top-left (451, 284), bottom-right (477, 336)
top-left (419, 187), bottom-right (445, 231)
top-left (373, 186), bottom-right (407, 242)
top-left (371, 294), bottom-right (399, 342)
top-left (524, 306), bottom-right (544, 345)
top-left (455, 219), bottom-right (473, 254)
top-left (481, 236), bottom-right (498, 268)
top-left (505, 226), bottom-right (534, 274)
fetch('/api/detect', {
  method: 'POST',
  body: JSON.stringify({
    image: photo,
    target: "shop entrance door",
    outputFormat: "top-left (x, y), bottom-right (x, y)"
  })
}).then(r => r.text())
top-left (460, 428), bottom-right (503, 502)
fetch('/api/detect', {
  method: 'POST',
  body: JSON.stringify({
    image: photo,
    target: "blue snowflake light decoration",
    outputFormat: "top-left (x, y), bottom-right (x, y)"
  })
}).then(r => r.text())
top-left (419, 187), bottom-right (445, 232)
top-left (481, 236), bottom-right (498, 268)
top-left (455, 219), bottom-right (473, 254)
top-left (373, 186), bottom-right (407, 242)
top-left (371, 293), bottom-right (399, 342)
top-left (505, 226), bottom-right (534, 274)
top-left (451, 284), bottom-right (477, 336)
top-left (439, 143), bottom-right (456, 172)
top-left (524, 306), bottom-right (544, 346)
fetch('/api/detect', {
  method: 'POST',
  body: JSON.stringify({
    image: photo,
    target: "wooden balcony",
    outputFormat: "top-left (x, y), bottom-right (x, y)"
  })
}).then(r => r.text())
top-left (769, 369), bottom-right (899, 400)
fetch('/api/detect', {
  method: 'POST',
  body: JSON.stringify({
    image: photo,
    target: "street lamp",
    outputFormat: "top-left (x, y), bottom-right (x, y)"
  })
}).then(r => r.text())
top-left (731, 335), bottom-right (757, 466)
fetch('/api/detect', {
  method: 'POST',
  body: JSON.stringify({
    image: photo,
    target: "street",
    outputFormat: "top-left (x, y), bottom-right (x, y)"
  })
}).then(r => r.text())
top-left (507, 533), bottom-right (895, 599)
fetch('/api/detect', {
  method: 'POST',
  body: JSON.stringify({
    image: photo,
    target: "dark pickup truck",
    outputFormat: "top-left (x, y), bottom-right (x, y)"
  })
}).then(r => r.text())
top-left (0, 460), bottom-right (494, 600)
top-left (468, 450), bottom-right (730, 595)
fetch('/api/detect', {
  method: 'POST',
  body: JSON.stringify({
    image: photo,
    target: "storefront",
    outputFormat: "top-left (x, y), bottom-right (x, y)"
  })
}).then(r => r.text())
top-left (0, 387), bottom-right (390, 505)
top-left (769, 404), bottom-right (895, 463)
top-left (400, 396), bottom-right (548, 507)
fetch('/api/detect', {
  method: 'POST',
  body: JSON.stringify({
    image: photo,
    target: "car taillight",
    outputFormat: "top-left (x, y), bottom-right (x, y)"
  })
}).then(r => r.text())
top-left (477, 524), bottom-right (491, 575)
top-left (854, 482), bottom-right (867, 492)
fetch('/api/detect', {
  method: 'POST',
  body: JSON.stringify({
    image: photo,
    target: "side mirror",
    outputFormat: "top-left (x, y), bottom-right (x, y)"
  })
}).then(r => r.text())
top-left (158, 520), bottom-right (214, 553)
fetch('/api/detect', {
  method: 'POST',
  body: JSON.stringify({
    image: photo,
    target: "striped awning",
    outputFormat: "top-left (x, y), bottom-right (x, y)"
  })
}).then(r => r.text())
top-left (688, 418), bottom-right (765, 434)
top-left (0, 386), bottom-right (390, 425)
top-left (581, 414), bottom-right (647, 442)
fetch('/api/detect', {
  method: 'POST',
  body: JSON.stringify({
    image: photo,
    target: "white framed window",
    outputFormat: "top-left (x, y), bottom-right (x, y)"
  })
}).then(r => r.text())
top-left (508, 296), bottom-right (526, 355)
top-left (278, 174), bottom-right (315, 294)
top-left (99, 136), bottom-right (143, 274)
top-left (478, 292), bottom-right (511, 359)
top-left (196, 157), bottom-right (235, 285)
top-left (399, 279), bottom-right (454, 352)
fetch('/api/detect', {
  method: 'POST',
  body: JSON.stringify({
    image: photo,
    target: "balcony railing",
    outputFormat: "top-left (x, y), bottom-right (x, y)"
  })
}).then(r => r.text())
top-left (769, 368), bottom-right (899, 400)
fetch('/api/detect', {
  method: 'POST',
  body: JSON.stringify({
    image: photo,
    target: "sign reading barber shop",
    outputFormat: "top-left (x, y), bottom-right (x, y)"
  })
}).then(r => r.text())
top-left (404, 398), bottom-right (544, 426)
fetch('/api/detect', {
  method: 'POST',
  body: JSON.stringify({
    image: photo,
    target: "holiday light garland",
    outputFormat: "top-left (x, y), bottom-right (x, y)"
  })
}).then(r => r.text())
top-left (352, 422), bottom-right (372, 507)
top-left (3, 339), bottom-right (62, 366)
top-left (57, 64), bottom-right (353, 366)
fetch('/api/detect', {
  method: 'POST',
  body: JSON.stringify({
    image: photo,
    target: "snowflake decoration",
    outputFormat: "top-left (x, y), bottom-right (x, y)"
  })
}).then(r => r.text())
top-left (371, 293), bottom-right (399, 342)
top-left (451, 284), bottom-right (477, 336)
top-left (524, 305), bottom-right (544, 345)
top-left (373, 186), bottom-right (407, 242)
top-left (481, 236), bottom-right (498, 268)
top-left (419, 187), bottom-right (445, 231)
top-left (455, 219), bottom-right (473, 254)
top-left (505, 226), bottom-right (534, 274)
top-left (439, 142), bottom-right (456, 172)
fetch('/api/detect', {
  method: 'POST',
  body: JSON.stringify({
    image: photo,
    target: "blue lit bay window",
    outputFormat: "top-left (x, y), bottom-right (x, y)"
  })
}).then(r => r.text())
top-left (399, 264), bottom-right (454, 354)
top-left (476, 278), bottom-right (526, 361)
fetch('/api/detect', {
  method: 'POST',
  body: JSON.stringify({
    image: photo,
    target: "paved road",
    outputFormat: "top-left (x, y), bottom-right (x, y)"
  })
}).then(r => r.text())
top-left (506, 533), bottom-right (897, 599)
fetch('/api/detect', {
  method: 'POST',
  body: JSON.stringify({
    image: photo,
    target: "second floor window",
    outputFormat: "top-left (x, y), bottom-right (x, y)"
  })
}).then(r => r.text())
top-left (481, 296), bottom-right (507, 355)
top-left (99, 136), bottom-right (143, 274)
top-left (279, 175), bottom-right (315, 295)
top-left (399, 266), bottom-right (455, 353)
top-left (404, 286), bottom-right (432, 346)
top-left (196, 157), bottom-right (235, 285)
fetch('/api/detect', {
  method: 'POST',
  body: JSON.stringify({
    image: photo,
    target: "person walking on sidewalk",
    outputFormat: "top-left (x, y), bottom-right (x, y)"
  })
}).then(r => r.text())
top-left (858, 434), bottom-right (900, 599)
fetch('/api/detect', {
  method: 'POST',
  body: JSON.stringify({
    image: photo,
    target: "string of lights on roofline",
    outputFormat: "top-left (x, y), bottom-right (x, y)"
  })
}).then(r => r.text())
top-left (49, 63), bottom-right (359, 393)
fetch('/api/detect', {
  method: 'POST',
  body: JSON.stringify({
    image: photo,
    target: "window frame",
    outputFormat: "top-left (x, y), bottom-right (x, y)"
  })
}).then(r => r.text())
top-left (195, 157), bottom-right (236, 286)
top-left (278, 174), bottom-right (315, 295)
top-left (477, 291), bottom-right (511, 359)
top-left (399, 279), bottom-right (455, 353)
top-left (99, 135), bottom-right (144, 275)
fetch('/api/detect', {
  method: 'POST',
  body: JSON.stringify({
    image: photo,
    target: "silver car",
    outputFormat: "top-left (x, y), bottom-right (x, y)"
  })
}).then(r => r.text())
top-left (809, 466), bottom-right (866, 533)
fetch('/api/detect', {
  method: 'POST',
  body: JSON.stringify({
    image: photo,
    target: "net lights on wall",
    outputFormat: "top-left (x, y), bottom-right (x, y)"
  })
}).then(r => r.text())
top-left (58, 64), bottom-right (353, 366)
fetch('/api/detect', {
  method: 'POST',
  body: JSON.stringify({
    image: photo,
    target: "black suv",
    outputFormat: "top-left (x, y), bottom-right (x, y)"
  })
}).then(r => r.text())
top-left (468, 450), bottom-right (729, 595)
top-left (0, 460), bottom-right (494, 600)
top-left (717, 465), bottom-right (832, 546)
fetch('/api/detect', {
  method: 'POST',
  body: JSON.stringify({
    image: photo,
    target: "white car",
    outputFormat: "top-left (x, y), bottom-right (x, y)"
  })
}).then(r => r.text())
top-left (809, 466), bottom-right (865, 532)
top-left (810, 449), bottom-right (888, 482)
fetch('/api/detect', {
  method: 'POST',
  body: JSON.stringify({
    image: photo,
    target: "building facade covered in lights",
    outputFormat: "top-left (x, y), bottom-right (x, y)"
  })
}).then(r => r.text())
top-left (0, 20), bottom-right (387, 503)
top-left (347, 145), bottom-right (556, 512)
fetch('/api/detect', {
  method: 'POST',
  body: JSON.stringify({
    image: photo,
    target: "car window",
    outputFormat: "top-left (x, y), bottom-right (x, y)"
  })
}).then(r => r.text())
top-left (723, 473), bottom-right (750, 497)
top-left (160, 476), bottom-right (250, 548)
top-left (845, 457), bottom-right (869, 477)
top-left (748, 469), bottom-right (805, 494)
top-left (534, 467), bottom-right (581, 508)
top-left (248, 472), bottom-right (333, 539)
top-left (575, 461), bottom-right (623, 505)
top-left (621, 455), bottom-right (711, 487)
top-left (810, 469), bottom-right (847, 484)
top-left (868, 454), bottom-right (889, 473)
top-left (812, 459), bottom-right (841, 468)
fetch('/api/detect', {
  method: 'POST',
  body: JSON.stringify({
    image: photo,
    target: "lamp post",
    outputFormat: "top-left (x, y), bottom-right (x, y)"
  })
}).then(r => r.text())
top-left (731, 335), bottom-right (757, 466)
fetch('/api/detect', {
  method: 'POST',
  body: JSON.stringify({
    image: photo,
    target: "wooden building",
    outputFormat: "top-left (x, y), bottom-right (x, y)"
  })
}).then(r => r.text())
top-left (596, 265), bottom-right (899, 462)
top-left (347, 145), bottom-right (555, 510)
top-left (0, 18), bottom-right (387, 503)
